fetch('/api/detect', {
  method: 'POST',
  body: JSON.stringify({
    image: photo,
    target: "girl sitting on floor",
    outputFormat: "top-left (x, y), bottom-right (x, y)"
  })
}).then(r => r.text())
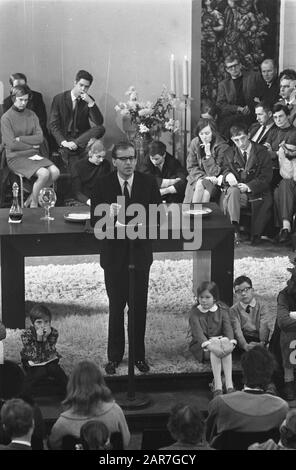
top-left (189, 281), bottom-right (237, 396)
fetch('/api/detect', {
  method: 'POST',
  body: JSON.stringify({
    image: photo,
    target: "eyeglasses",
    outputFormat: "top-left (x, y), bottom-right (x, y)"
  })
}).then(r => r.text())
top-left (115, 156), bottom-right (137, 162)
top-left (234, 287), bottom-right (252, 294)
top-left (226, 63), bottom-right (240, 70)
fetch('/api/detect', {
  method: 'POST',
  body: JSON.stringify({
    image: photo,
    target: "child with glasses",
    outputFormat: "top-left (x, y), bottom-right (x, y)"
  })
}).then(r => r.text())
top-left (189, 281), bottom-right (236, 396)
top-left (72, 138), bottom-right (111, 206)
top-left (230, 275), bottom-right (270, 352)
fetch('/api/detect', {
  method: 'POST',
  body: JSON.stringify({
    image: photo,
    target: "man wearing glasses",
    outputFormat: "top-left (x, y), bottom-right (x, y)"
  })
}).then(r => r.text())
top-left (216, 55), bottom-right (262, 138)
top-left (91, 142), bottom-right (162, 375)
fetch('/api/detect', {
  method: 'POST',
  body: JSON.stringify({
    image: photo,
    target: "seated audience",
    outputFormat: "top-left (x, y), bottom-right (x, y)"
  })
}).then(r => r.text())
top-left (21, 304), bottom-right (68, 398)
top-left (221, 123), bottom-right (273, 245)
top-left (79, 420), bottom-right (111, 450)
top-left (0, 84), bottom-right (60, 208)
top-left (72, 138), bottom-right (110, 205)
top-left (159, 401), bottom-right (212, 451)
top-left (189, 281), bottom-right (236, 396)
top-left (48, 360), bottom-right (130, 450)
top-left (2, 73), bottom-right (48, 137)
top-left (256, 59), bottom-right (279, 108)
top-left (249, 101), bottom-right (275, 144)
top-left (278, 69), bottom-right (296, 126)
top-left (277, 263), bottom-right (296, 401)
top-left (265, 103), bottom-right (296, 243)
top-left (216, 54), bottom-right (262, 139)
top-left (230, 275), bottom-right (270, 352)
top-left (141, 140), bottom-right (187, 203)
top-left (49, 69), bottom-right (105, 180)
top-left (200, 98), bottom-right (219, 121)
top-left (0, 398), bottom-right (34, 450)
top-left (0, 360), bottom-right (44, 450)
top-left (205, 346), bottom-right (289, 448)
top-left (184, 118), bottom-right (229, 203)
top-left (249, 409), bottom-right (296, 450)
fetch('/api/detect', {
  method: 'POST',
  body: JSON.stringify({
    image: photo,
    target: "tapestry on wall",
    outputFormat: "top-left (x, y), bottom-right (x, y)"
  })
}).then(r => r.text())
top-left (201, 0), bottom-right (281, 101)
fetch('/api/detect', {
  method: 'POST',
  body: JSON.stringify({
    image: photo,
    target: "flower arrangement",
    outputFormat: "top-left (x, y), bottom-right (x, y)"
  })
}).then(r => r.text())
top-left (115, 85), bottom-right (180, 135)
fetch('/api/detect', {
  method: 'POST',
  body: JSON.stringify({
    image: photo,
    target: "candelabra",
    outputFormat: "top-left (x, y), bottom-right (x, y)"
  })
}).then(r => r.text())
top-left (182, 94), bottom-right (189, 168)
top-left (170, 93), bottom-right (176, 158)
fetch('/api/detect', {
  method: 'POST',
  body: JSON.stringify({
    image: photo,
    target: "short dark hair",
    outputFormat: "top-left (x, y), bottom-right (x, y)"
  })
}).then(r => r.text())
top-left (233, 275), bottom-right (253, 288)
top-left (75, 70), bottom-right (93, 85)
top-left (1, 398), bottom-right (33, 438)
top-left (254, 101), bottom-right (272, 113)
top-left (230, 123), bottom-right (249, 137)
top-left (224, 54), bottom-right (240, 66)
top-left (148, 140), bottom-right (166, 156)
top-left (194, 118), bottom-right (217, 138)
top-left (196, 281), bottom-right (219, 302)
top-left (241, 346), bottom-right (276, 389)
top-left (273, 102), bottom-right (290, 116)
top-left (9, 73), bottom-right (27, 86)
top-left (167, 402), bottom-right (204, 444)
top-left (10, 84), bottom-right (32, 102)
top-left (29, 304), bottom-right (52, 324)
top-left (200, 98), bottom-right (218, 120)
top-left (279, 68), bottom-right (296, 82)
top-left (111, 141), bottom-right (135, 160)
top-left (80, 420), bottom-right (110, 450)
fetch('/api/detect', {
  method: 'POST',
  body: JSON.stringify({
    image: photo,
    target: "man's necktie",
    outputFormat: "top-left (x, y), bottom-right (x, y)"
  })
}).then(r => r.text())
top-left (243, 151), bottom-right (247, 166)
top-left (256, 125), bottom-right (266, 143)
top-left (123, 181), bottom-right (130, 203)
top-left (245, 305), bottom-right (251, 314)
top-left (71, 97), bottom-right (81, 136)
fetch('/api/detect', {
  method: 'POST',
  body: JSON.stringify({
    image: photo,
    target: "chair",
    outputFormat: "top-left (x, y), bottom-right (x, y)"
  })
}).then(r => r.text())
top-left (141, 427), bottom-right (174, 450)
top-left (212, 428), bottom-right (280, 450)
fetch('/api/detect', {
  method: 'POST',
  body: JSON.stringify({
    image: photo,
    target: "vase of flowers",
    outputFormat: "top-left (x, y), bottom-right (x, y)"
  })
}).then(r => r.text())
top-left (115, 86), bottom-right (179, 165)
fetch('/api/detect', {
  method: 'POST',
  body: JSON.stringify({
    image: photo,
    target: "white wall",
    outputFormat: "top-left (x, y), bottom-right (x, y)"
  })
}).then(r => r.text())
top-left (279, 0), bottom-right (296, 70)
top-left (0, 0), bottom-right (193, 151)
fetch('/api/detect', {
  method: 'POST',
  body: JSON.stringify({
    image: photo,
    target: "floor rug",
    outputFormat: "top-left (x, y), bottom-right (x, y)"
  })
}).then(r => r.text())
top-left (3, 256), bottom-right (292, 375)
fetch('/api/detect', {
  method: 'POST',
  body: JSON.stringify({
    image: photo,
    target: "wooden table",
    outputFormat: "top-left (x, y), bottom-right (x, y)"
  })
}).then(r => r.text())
top-left (0, 203), bottom-right (234, 328)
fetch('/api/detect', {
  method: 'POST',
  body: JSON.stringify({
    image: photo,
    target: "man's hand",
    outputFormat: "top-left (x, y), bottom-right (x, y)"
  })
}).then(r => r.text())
top-left (237, 182), bottom-right (249, 193)
top-left (36, 327), bottom-right (44, 342)
top-left (263, 142), bottom-right (272, 152)
top-left (81, 92), bottom-right (95, 106)
top-left (61, 141), bottom-right (78, 151)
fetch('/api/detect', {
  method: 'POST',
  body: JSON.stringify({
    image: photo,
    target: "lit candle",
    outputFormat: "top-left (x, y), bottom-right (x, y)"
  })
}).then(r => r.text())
top-left (170, 54), bottom-right (176, 95)
top-left (183, 55), bottom-right (189, 96)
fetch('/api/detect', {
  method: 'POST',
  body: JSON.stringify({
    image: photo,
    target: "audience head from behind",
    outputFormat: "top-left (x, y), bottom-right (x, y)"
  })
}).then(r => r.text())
top-left (279, 70), bottom-right (296, 102)
top-left (86, 138), bottom-right (106, 166)
top-left (200, 98), bottom-right (218, 122)
top-left (72, 70), bottom-right (94, 99)
top-left (148, 140), bottom-right (167, 168)
top-left (1, 398), bottom-right (34, 442)
top-left (254, 101), bottom-right (273, 127)
top-left (79, 420), bottom-right (111, 450)
top-left (224, 54), bottom-right (242, 80)
top-left (260, 59), bottom-right (277, 85)
top-left (167, 402), bottom-right (205, 446)
top-left (241, 346), bottom-right (276, 391)
top-left (230, 123), bottom-right (250, 151)
top-left (9, 72), bottom-right (27, 87)
top-left (279, 409), bottom-right (296, 449)
top-left (195, 118), bottom-right (218, 147)
top-left (272, 102), bottom-right (291, 129)
top-left (10, 84), bottom-right (32, 111)
top-left (63, 360), bottom-right (112, 415)
top-left (29, 304), bottom-right (52, 340)
top-left (111, 142), bottom-right (136, 180)
top-left (233, 275), bottom-right (254, 306)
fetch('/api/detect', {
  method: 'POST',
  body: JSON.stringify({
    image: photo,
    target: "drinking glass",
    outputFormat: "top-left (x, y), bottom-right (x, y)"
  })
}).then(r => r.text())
top-left (38, 187), bottom-right (57, 221)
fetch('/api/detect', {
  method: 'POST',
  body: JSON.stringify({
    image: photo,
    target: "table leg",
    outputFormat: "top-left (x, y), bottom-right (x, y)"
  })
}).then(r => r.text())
top-left (211, 231), bottom-right (234, 306)
top-left (0, 238), bottom-right (25, 328)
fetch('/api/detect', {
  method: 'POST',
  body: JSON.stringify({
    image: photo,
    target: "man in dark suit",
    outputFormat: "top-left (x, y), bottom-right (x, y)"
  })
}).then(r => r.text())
top-left (249, 101), bottom-right (275, 145)
top-left (91, 142), bottom-right (162, 375)
top-left (217, 55), bottom-right (262, 139)
top-left (278, 69), bottom-right (296, 127)
top-left (49, 69), bottom-right (105, 176)
top-left (221, 123), bottom-right (273, 245)
top-left (256, 59), bottom-right (279, 109)
top-left (141, 140), bottom-right (187, 203)
top-left (2, 72), bottom-right (48, 137)
top-left (0, 398), bottom-right (34, 450)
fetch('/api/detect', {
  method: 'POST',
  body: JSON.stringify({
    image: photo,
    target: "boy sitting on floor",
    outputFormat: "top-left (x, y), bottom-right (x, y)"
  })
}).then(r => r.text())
top-left (230, 275), bottom-right (271, 352)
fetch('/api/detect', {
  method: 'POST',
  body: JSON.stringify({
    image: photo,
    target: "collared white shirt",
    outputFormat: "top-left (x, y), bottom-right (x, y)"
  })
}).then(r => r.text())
top-left (243, 386), bottom-right (264, 392)
top-left (117, 174), bottom-right (134, 197)
top-left (240, 298), bottom-right (256, 310)
top-left (71, 90), bottom-right (77, 110)
top-left (11, 439), bottom-right (31, 447)
top-left (197, 304), bottom-right (218, 313)
top-left (251, 122), bottom-right (274, 143)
